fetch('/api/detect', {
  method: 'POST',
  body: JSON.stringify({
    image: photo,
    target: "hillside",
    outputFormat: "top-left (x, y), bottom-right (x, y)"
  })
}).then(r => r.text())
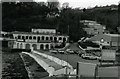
top-left (2, 2), bottom-right (119, 41)
top-left (80, 5), bottom-right (118, 33)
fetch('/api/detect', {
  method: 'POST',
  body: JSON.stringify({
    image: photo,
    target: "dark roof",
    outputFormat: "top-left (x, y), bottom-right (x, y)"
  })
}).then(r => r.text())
top-left (12, 31), bottom-right (69, 36)
top-left (89, 34), bottom-right (120, 42)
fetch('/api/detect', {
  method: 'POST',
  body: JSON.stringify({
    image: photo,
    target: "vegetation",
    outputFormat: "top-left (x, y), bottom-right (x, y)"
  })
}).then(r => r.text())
top-left (2, 2), bottom-right (119, 42)
top-left (2, 52), bottom-right (29, 79)
top-left (21, 53), bottom-right (49, 78)
top-left (80, 5), bottom-right (118, 33)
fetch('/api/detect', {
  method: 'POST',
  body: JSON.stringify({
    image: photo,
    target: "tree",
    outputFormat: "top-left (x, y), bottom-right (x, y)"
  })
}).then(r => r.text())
top-left (118, 3), bottom-right (120, 27)
top-left (58, 8), bottom-right (87, 42)
top-left (47, 0), bottom-right (60, 14)
top-left (62, 2), bottom-right (69, 9)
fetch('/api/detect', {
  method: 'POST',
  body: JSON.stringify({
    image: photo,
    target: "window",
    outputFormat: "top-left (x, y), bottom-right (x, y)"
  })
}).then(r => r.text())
top-left (46, 37), bottom-right (49, 40)
top-left (32, 44), bottom-right (37, 50)
top-left (50, 37), bottom-right (53, 40)
top-left (29, 36), bottom-right (32, 39)
top-left (15, 37), bottom-right (17, 39)
top-left (59, 37), bottom-right (62, 40)
top-left (2, 34), bottom-right (4, 37)
top-left (25, 44), bottom-right (30, 49)
top-left (41, 36), bottom-right (44, 40)
top-left (37, 36), bottom-right (40, 40)
top-left (26, 36), bottom-right (28, 39)
top-left (63, 37), bottom-right (66, 42)
top-left (22, 36), bottom-right (25, 39)
top-left (40, 44), bottom-right (44, 50)
top-left (54, 37), bottom-right (57, 42)
top-left (33, 36), bottom-right (36, 40)
top-left (46, 44), bottom-right (49, 50)
top-left (18, 35), bottom-right (21, 39)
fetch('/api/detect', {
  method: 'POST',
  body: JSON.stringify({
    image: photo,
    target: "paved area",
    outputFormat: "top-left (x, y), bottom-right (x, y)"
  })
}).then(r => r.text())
top-left (39, 50), bottom-right (98, 69)
top-left (36, 50), bottom-right (119, 78)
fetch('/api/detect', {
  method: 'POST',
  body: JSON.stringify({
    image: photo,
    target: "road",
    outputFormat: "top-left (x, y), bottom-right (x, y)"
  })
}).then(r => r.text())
top-left (42, 51), bottom-right (98, 69)
top-left (36, 50), bottom-right (119, 78)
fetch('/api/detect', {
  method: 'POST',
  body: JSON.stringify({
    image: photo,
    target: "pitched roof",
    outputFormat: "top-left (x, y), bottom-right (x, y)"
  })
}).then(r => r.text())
top-left (89, 34), bottom-right (120, 42)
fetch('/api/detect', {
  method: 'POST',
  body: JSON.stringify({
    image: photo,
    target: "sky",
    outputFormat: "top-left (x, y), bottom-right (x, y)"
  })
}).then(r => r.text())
top-left (34, 0), bottom-right (119, 8)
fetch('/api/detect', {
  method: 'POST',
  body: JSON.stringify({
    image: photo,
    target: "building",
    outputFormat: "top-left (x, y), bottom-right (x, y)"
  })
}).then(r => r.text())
top-left (11, 29), bottom-right (69, 50)
top-left (80, 20), bottom-right (107, 36)
top-left (31, 28), bottom-right (56, 34)
top-left (117, 27), bottom-right (120, 33)
top-left (88, 34), bottom-right (120, 49)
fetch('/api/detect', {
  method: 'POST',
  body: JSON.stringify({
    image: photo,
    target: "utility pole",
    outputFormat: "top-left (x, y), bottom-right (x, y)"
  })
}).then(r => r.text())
top-left (68, 25), bottom-right (69, 43)
top-left (118, 2), bottom-right (120, 79)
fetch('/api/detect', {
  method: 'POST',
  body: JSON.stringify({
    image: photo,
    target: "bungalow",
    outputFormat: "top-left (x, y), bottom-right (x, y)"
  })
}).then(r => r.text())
top-left (80, 20), bottom-right (107, 36)
top-left (88, 34), bottom-right (120, 49)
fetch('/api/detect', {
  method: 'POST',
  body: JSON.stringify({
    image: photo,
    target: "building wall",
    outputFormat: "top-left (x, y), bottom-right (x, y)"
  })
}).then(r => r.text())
top-left (89, 34), bottom-right (120, 49)
top-left (13, 41), bottom-right (52, 50)
top-left (12, 33), bottom-right (69, 50)
top-left (81, 20), bottom-right (106, 35)
top-left (13, 33), bottom-right (69, 43)
top-left (32, 29), bottom-right (56, 34)
top-left (83, 25), bottom-right (105, 35)
top-left (8, 41), bottom-right (14, 49)
top-left (92, 41), bottom-right (110, 46)
top-left (111, 42), bottom-right (120, 46)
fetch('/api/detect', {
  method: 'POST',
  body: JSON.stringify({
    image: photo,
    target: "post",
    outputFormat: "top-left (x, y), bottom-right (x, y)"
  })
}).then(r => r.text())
top-left (117, 1), bottom-right (120, 79)
top-left (31, 47), bottom-right (33, 51)
top-left (68, 25), bottom-right (69, 43)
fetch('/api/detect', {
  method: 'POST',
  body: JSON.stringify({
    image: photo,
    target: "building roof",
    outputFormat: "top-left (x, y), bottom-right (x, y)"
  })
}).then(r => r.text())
top-left (11, 31), bottom-right (69, 36)
top-left (88, 34), bottom-right (120, 42)
top-left (32, 28), bottom-right (56, 30)
top-left (105, 34), bottom-right (120, 37)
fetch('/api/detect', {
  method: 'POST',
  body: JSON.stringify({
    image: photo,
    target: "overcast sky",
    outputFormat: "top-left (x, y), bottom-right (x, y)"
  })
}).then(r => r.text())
top-left (34, 0), bottom-right (119, 8)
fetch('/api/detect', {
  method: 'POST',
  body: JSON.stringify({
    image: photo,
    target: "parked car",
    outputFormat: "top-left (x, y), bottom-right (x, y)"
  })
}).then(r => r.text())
top-left (58, 50), bottom-right (65, 54)
top-left (74, 50), bottom-right (80, 54)
top-left (81, 53), bottom-right (101, 60)
top-left (50, 50), bottom-right (58, 54)
top-left (66, 49), bottom-right (74, 54)
top-left (78, 52), bottom-right (84, 57)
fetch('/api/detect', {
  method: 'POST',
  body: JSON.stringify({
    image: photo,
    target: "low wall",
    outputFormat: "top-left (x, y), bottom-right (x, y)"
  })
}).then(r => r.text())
top-left (22, 52), bottom-right (55, 76)
top-left (33, 50), bottom-right (73, 70)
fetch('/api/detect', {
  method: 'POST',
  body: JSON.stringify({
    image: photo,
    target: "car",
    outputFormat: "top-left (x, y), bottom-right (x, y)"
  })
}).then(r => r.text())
top-left (74, 50), bottom-right (80, 54)
top-left (50, 50), bottom-right (58, 54)
top-left (58, 50), bottom-right (65, 54)
top-left (81, 53), bottom-right (101, 60)
top-left (77, 51), bottom-right (86, 57)
top-left (66, 49), bottom-right (74, 54)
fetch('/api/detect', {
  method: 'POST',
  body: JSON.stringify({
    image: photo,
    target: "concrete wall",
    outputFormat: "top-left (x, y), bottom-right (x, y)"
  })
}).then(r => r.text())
top-left (33, 50), bottom-right (73, 70)
top-left (22, 51), bottom-right (75, 76)
top-left (13, 41), bottom-right (52, 50)
top-left (22, 52), bottom-right (55, 76)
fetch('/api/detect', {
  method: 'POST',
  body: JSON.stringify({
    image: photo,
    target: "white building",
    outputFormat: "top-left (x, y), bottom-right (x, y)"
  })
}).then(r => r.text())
top-left (80, 20), bottom-right (107, 35)
top-left (88, 34), bottom-right (120, 49)
top-left (11, 29), bottom-right (69, 50)
top-left (31, 29), bottom-right (56, 34)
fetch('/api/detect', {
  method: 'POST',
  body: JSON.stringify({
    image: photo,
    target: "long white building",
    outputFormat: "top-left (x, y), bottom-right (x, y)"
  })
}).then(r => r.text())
top-left (11, 29), bottom-right (69, 50)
